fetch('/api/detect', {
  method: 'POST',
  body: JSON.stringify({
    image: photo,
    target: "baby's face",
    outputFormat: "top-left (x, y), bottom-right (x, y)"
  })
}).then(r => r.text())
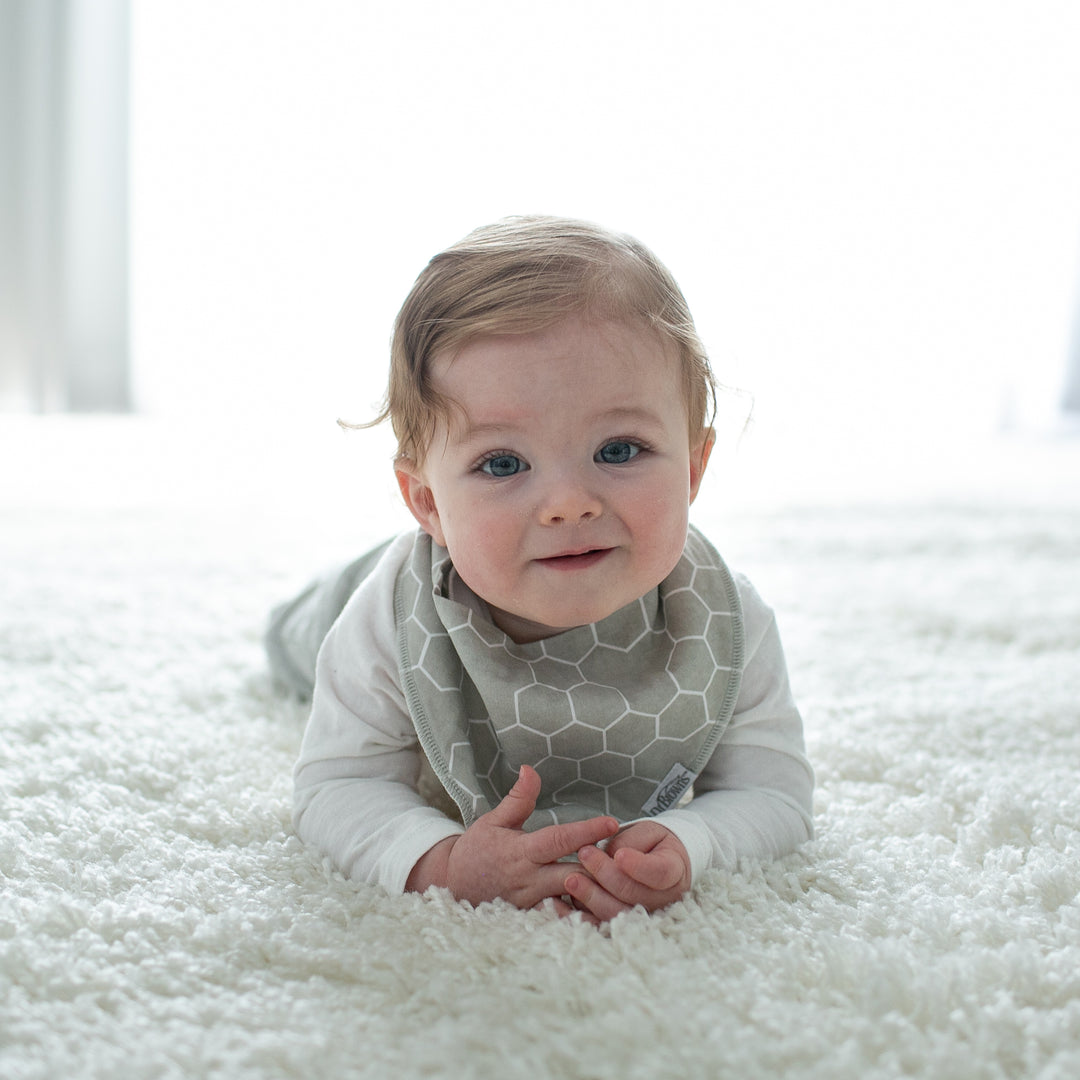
top-left (396, 315), bottom-right (712, 643)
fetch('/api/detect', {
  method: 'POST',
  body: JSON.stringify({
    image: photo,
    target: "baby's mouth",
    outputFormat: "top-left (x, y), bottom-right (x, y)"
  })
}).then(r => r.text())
top-left (536, 548), bottom-right (613, 570)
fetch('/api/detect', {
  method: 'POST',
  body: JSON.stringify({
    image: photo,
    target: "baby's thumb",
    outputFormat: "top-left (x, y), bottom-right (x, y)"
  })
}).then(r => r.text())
top-left (486, 764), bottom-right (541, 830)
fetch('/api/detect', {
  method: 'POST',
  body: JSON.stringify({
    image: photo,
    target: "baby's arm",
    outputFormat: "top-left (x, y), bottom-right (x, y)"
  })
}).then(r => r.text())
top-left (293, 536), bottom-right (467, 893)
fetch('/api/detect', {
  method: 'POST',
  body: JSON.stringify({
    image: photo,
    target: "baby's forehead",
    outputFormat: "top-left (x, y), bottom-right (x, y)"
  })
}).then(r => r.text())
top-left (432, 315), bottom-right (676, 371)
top-left (430, 346), bottom-right (690, 444)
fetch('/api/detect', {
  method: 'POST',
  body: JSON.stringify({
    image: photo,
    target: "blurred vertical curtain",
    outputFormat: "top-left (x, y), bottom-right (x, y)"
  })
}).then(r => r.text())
top-left (0, 0), bottom-right (130, 412)
top-left (1065, 269), bottom-right (1080, 415)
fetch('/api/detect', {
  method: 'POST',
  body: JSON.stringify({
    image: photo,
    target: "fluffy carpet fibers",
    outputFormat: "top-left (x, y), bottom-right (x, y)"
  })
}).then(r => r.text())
top-left (2, 420), bottom-right (1080, 1079)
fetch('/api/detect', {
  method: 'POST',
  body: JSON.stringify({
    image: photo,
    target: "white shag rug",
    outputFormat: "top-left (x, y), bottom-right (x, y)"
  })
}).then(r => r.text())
top-left (2, 418), bottom-right (1080, 1080)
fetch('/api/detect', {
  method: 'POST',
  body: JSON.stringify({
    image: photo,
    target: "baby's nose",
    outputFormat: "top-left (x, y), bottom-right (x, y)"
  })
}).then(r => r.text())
top-left (538, 473), bottom-right (602, 525)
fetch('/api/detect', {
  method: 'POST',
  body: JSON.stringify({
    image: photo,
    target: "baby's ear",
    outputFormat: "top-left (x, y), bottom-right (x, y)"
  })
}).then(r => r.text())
top-left (688, 428), bottom-right (715, 505)
top-left (395, 461), bottom-right (447, 546)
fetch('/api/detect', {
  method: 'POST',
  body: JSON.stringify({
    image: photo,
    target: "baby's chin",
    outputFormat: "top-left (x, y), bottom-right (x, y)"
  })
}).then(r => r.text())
top-left (486, 592), bottom-right (649, 645)
top-left (486, 607), bottom-right (581, 645)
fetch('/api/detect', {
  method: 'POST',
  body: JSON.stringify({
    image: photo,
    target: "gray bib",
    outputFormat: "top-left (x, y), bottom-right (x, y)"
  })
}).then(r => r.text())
top-left (395, 527), bottom-right (744, 830)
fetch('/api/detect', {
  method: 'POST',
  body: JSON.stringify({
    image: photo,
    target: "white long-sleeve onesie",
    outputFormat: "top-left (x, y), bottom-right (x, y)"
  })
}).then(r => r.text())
top-left (293, 531), bottom-right (814, 896)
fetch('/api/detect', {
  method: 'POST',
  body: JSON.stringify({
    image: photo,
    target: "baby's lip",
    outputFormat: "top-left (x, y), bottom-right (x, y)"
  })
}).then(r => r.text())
top-left (535, 546), bottom-right (614, 566)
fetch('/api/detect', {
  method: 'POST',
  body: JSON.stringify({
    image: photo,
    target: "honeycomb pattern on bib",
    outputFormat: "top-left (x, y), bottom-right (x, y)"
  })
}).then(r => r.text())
top-left (399, 530), bottom-right (741, 827)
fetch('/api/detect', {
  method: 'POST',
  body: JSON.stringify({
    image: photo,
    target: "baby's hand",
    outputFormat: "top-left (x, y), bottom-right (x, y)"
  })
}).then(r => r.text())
top-left (564, 821), bottom-right (691, 922)
top-left (408, 765), bottom-right (618, 917)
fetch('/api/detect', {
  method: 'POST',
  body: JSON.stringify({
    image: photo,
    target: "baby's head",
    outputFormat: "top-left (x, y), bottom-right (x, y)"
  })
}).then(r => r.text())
top-left (376, 216), bottom-right (719, 642)
top-left (380, 215), bottom-right (716, 467)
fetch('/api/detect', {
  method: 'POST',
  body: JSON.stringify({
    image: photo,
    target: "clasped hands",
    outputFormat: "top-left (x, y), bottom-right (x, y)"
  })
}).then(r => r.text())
top-left (405, 764), bottom-right (691, 925)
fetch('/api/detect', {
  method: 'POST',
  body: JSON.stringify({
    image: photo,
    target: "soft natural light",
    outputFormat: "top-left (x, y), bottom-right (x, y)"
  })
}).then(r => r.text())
top-left (129, 0), bottom-right (1080, 501)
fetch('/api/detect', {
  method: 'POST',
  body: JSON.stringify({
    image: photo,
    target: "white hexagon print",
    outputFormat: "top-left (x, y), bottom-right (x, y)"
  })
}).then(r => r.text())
top-left (399, 529), bottom-right (743, 827)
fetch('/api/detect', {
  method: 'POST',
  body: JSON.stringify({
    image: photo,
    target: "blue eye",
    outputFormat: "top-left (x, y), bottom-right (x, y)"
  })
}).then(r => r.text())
top-left (480, 454), bottom-right (528, 478)
top-left (596, 441), bottom-right (640, 464)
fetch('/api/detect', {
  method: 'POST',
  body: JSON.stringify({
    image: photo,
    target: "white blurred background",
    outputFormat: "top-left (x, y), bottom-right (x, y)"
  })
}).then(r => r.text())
top-left (3, 0), bottom-right (1080, 511)
top-left (131, 2), bottom-right (1080, 426)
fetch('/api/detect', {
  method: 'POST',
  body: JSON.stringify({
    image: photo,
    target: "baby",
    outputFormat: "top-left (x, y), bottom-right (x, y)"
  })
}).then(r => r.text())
top-left (268, 216), bottom-right (813, 924)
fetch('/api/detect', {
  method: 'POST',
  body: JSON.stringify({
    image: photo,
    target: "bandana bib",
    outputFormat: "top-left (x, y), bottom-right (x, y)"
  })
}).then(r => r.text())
top-left (395, 527), bottom-right (744, 830)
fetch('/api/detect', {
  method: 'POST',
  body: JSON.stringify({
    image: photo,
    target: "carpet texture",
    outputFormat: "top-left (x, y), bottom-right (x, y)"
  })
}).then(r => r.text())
top-left (2, 420), bottom-right (1079, 1079)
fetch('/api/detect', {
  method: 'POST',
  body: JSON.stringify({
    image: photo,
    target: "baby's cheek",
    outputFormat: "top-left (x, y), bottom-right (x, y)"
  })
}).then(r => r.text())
top-left (450, 527), bottom-right (518, 597)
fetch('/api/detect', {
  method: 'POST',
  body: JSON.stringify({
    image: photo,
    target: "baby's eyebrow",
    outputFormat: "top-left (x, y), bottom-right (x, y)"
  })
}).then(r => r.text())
top-left (453, 405), bottom-right (667, 443)
top-left (455, 418), bottom-right (522, 442)
top-left (597, 406), bottom-right (666, 428)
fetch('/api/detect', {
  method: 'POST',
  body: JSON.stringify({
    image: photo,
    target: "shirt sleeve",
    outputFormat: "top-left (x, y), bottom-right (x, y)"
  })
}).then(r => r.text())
top-left (292, 532), bottom-right (465, 895)
top-left (648, 573), bottom-right (815, 884)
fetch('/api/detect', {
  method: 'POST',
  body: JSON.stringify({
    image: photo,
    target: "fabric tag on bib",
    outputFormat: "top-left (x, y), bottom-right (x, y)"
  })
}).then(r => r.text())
top-left (641, 763), bottom-right (696, 816)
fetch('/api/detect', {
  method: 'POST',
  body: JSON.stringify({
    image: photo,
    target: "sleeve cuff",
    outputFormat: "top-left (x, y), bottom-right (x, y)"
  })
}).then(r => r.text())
top-left (645, 809), bottom-right (719, 887)
top-left (374, 812), bottom-right (466, 896)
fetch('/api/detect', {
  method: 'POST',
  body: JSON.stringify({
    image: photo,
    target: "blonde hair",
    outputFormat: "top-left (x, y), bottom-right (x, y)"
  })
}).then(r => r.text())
top-left (365, 215), bottom-right (716, 464)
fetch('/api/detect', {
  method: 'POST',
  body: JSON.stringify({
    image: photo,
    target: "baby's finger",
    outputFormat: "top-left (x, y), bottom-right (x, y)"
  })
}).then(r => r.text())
top-left (483, 764), bottom-right (542, 831)
top-left (613, 845), bottom-right (684, 891)
top-left (575, 844), bottom-right (653, 908)
top-left (526, 814), bottom-right (619, 865)
top-left (563, 872), bottom-right (632, 924)
top-left (516, 863), bottom-right (604, 912)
